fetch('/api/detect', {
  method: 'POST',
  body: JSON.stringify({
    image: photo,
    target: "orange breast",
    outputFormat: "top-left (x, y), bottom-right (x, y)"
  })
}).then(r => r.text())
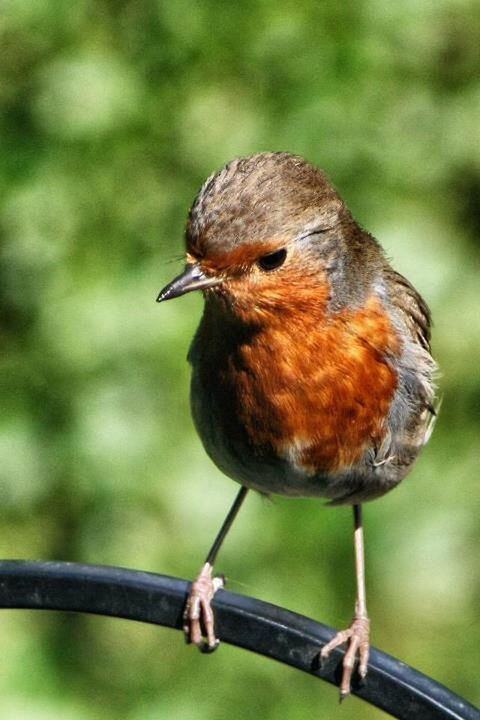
top-left (227, 293), bottom-right (400, 473)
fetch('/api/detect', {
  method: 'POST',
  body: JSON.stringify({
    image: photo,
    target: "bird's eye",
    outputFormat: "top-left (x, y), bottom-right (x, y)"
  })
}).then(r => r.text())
top-left (257, 248), bottom-right (287, 271)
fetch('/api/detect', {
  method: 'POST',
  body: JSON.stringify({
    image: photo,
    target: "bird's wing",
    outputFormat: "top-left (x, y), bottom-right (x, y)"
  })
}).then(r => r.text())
top-left (384, 267), bottom-right (432, 353)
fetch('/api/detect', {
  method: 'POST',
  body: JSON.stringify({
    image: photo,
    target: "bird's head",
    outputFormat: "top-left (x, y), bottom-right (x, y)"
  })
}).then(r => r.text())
top-left (157, 152), bottom-right (380, 318)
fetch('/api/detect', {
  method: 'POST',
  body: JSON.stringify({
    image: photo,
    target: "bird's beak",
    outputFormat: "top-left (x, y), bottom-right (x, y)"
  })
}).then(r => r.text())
top-left (156, 263), bottom-right (220, 302)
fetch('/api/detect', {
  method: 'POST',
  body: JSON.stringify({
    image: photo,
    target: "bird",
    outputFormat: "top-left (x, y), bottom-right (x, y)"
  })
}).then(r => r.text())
top-left (156, 151), bottom-right (437, 699)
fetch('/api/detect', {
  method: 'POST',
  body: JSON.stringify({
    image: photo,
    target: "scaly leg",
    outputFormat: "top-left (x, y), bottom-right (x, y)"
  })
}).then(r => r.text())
top-left (320, 504), bottom-right (370, 700)
top-left (183, 485), bottom-right (248, 652)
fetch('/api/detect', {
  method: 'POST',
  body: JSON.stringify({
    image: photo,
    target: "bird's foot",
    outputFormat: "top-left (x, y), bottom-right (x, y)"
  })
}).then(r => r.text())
top-left (320, 610), bottom-right (370, 701)
top-left (183, 562), bottom-right (224, 652)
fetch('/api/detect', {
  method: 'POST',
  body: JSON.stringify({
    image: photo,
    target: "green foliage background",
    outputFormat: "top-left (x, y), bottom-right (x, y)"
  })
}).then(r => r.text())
top-left (1, 1), bottom-right (479, 718)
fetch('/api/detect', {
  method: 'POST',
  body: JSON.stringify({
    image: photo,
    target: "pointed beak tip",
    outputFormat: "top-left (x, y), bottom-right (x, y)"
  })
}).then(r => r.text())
top-left (156, 263), bottom-right (218, 305)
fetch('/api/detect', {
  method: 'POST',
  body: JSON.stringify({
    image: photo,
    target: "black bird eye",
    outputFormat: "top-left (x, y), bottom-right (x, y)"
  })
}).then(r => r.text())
top-left (257, 248), bottom-right (287, 271)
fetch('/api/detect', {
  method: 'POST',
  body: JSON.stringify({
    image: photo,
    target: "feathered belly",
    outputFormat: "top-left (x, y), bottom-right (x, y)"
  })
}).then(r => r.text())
top-left (189, 296), bottom-right (401, 497)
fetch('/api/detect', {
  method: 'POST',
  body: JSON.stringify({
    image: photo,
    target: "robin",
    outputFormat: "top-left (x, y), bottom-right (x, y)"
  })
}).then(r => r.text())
top-left (157, 152), bottom-right (437, 699)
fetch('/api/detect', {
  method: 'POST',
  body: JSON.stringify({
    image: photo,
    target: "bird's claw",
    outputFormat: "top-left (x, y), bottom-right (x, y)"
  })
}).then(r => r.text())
top-left (183, 562), bottom-right (224, 652)
top-left (320, 612), bottom-right (370, 700)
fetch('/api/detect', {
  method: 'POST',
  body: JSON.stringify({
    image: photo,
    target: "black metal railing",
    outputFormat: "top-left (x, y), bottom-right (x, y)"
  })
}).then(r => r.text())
top-left (0, 560), bottom-right (477, 720)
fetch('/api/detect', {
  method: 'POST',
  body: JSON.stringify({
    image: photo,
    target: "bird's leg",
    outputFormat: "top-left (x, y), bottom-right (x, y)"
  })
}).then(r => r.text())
top-left (320, 504), bottom-right (370, 700)
top-left (183, 485), bottom-right (248, 652)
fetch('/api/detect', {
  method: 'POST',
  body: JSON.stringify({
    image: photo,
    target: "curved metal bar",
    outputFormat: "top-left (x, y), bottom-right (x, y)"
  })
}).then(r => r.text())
top-left (0, 560), bottom-right (477, 720)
